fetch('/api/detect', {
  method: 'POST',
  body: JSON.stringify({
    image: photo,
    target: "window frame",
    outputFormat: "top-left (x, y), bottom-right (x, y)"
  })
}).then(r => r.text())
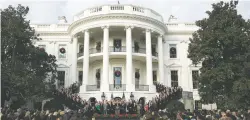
top-left (192, 70), bottom-right (199, 89)
top-left (169, 44), bottom-right (177, 58)
top-left (170, 70), bottom-right (178, 87)
top-left (58, 44), bottom-right (67, 59)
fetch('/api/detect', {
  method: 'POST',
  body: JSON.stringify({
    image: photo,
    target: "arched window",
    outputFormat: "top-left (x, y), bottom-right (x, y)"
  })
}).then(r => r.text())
top-left (170, 44), bottom-right (177, 58)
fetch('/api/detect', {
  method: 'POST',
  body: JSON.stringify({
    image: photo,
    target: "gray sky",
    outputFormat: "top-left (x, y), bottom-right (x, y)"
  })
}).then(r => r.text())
top-left (0, 0), bottom-right (249, 24)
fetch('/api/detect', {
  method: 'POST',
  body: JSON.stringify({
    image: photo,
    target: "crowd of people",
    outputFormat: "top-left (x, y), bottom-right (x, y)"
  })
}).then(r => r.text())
top-left (174, 109), bottom-right (250, 120)
top-left (1, 83), bottom-right (250, 120)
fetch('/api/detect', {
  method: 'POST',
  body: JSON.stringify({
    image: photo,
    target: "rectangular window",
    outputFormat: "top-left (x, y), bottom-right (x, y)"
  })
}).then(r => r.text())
top-left (78, 71), bottom-right (83, 85)
top-left (169, 44), bottom-right (177, 58)
top-left (57, 71), bottom-right (65, 88)
top-left (171, 70), bottom-right (178, 87)
top-left (152, 44), bottom-right (157, 56)
top-left (96, 69), bottom-right (101, 89)
top-left (113, 39), bottom-right (122, 52)
top-left (153, 70), bottom-right (157, 84)
top-left (79, 44), bottom-right (84, 53)
top-left (194, 100), bottom-right (202, 110)
top-left (58, 44), bottom-right (66, 59)
top-left (192, 70), bottom-right (199, 89)
top-left (135, 68), bottom-right (140, 89)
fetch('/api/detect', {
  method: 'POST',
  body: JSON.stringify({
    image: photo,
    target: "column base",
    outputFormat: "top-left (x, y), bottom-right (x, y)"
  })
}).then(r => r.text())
top-left (126, 84), bottom-right (135, 92)
top-left (148, 84), bottom-right (156, 93)
top-left (79, 85), bottom-right (87, 93)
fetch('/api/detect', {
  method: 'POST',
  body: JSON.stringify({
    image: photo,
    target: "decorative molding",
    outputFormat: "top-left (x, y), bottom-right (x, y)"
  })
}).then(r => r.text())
top-left (180, 40), bottom-right (188, 43)
top-left (165, 63), bottom-right (182, 67)
top-left (124, 25), bottom-right (134, 30)
top-left (82, 29), bottom-right (89, 33)
top-left (68, 14), bottom-right (167, 34)
top-left (146, 28), bottom-right (152, 33)
top-left (101, 25), bottom-right (109, 29)
top-left (57, 63), bottom-right (70, 68)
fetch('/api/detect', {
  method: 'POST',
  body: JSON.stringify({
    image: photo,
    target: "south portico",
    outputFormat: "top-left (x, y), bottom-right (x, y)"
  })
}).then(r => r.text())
top-left (69, 24), bottom-right (165, 101)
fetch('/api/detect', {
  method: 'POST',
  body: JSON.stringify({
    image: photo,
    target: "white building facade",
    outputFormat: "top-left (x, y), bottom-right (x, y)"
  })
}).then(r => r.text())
top-left (31, 4), bottom-right (214, 110)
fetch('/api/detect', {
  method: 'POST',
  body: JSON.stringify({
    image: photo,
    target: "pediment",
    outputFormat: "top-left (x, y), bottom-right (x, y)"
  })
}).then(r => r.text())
top-left (57, 63), bottom-right (69, 68)
top-left (188, 63), bottom-right (202, 67)
top-left (165, 63), bottom-right (181, 67)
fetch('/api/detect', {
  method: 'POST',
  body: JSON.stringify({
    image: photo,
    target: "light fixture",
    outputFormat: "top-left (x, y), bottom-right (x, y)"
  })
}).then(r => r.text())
top-left (130, 92), bottom-right (134, 100)
top-left (101, 92), bottom-right (105, 101)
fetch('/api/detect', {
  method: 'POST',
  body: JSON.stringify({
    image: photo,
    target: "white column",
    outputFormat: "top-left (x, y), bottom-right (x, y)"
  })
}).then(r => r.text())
top-left (82, 30), bottom-right (90, 89)
top-left (72, 36), bottom-right (78, 84)
top-left (101, 26), bottom-right (109, 92)
top-left (158, 35), bottom-right (164, 84)
top-left (125, 26), bottom-right (134, 91)
top-left (146, 29), bottom-right (153, 86)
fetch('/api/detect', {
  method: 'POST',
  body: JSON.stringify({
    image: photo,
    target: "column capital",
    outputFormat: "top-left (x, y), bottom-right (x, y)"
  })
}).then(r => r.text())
top-left (82, 29), bottom-right (89, 33)
top-left (146, 28), bottom-right (152, 33)
top-left (124, 25), bottom-right (134, 30)
top-left (158, 34), bottom-right (164, 38)
top-left (101, 25), bottom-right (109, 29)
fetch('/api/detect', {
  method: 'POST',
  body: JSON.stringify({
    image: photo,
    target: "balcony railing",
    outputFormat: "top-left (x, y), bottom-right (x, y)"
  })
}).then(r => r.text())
top-left (77, 46), bottom-right (158, 57)
top-left (132, 47), bottom-right (146, 54)
top-left (152, 52), bottom-right (158, 57)
top-left (109, 84), bottom-right (126, 91)
top-left (109, 46), bottom-right (126, 52)
top-left (135, 85), bottom-right (149, 91)
top-left (86, 85), bottom-right (100, 91)
top-left (89, 47), bottom-right (103, 54)
top-left (77, 53), bottom-right (83, 57)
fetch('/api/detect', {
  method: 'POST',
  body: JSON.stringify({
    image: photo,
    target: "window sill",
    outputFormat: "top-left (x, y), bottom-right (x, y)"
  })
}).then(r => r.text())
top-left (169, 58), bottom-right (180, 60)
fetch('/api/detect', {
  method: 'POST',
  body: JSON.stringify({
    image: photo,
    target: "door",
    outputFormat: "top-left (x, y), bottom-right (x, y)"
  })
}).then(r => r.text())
top-left (113, 39), bottom-right (122, 52)
top-left (135, 69), bottom-right (140, 89)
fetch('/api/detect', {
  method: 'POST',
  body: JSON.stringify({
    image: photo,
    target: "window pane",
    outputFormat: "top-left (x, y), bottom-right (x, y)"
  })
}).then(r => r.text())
top-left (169, 44), bottom-right (177, 58)
top-left (58, 71), bottom-right (65, 88)
top-left (171, 70), bottom-right (178, 87)
top-left (96, 69), bottom-right (101, 88)
top-left (79, 45), bottom-right (84, 53)
top-left (153, 71), bottom-right (157, 83)
top-left (192, 70), bottom-right (199, 89)
top-left (78, 71), bottom-right (82, 85)
top-left (135, 69), bottom-right (140, 88)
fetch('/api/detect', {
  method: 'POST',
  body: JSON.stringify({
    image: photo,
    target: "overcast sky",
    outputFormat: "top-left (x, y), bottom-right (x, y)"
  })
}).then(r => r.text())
top-left (0, 0), bottom-right (249, 24)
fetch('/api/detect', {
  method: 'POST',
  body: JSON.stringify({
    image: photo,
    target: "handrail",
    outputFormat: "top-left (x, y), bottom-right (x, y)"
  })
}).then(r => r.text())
top-left (86, 85), bottom-right (100, 91)
top-left (135, 85), bottom-right (149, 91)
top-left (109, 84), bottom-right (126, 91)
top-left (109, 46), bottom-right (126, 52)
top-left (89, 47), bottom-right (103, 54)
top-left (132, 47), bottom-right (146, 54)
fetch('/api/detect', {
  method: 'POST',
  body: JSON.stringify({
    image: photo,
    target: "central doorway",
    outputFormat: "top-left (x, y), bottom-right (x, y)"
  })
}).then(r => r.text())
top-left (114, 67), bottom-right (122, 87)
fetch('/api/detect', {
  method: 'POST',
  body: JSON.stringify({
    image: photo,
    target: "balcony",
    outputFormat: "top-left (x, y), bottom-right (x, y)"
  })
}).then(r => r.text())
top-left (109, 46), bottom-right (126, 52)
top-left (132, 47), bottom-right (146, 54)
top-left (77, 53), bottom-right (83, 57)
top-left (77, 46), bottom-right (158, 58)
top-left (109, 84), bottom-right (126, 91)
top-left (86, 85), bottom-right (100, 91)
top-left (74, 5), bottom-right (164, 22)
top-left (135, 85), bottom-right (149, 91)
top-left (89, 47), bottom-right (103, 54)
